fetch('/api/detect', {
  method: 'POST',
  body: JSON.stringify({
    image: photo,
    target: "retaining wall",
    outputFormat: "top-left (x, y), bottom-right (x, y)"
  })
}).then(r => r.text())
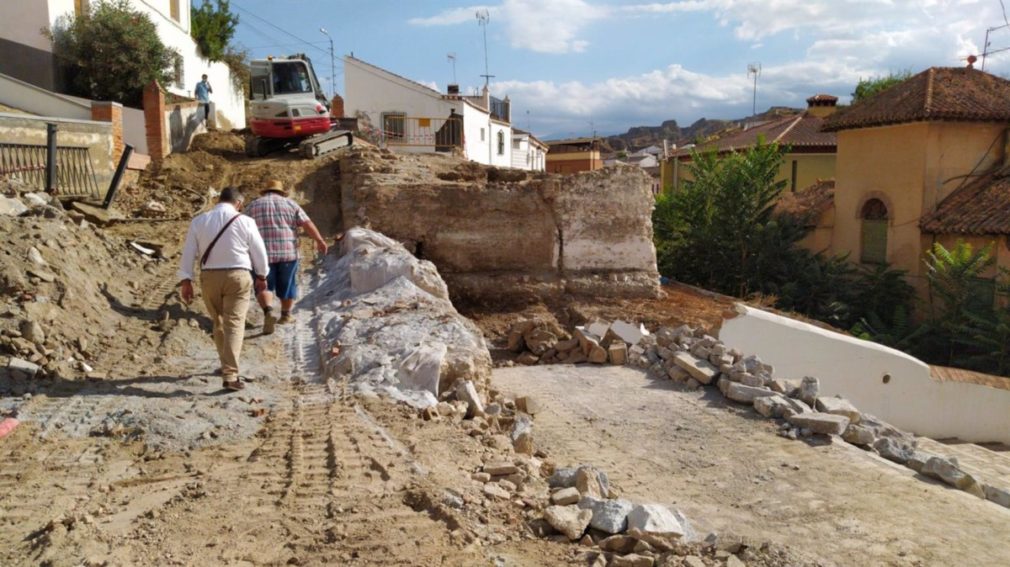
top-left (719, 304), bottom-right (1010, 443)
top-left (0, 112), bottom-right (114, 191)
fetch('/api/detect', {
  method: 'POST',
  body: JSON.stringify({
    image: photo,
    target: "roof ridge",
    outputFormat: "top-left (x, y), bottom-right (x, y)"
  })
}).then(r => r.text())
top-left (773, 114), bottom-right (804, 143)
top-left (923, 67), bottom-right (936, 116)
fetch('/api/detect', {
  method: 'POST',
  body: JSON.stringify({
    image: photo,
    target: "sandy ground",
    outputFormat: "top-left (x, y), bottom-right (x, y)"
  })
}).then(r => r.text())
top-left (492, 364), bottom-right (1010, 567)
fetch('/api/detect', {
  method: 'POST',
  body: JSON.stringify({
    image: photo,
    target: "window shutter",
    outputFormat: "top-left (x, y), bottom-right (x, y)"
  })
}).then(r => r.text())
top-left (860, 220), bottom-right (888, 264)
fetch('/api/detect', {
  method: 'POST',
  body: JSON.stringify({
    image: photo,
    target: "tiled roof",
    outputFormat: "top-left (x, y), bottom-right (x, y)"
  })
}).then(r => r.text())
top-left (920, 166), bottom-right (1010, 235)
top-left (775, 179), bottom-right (835, 226)
top-left (673, 112), bottom-right (836, 157)
top-left (823, 67), bottom-right (1010, 132)
top-left (806, 94), bottom-right (838, 104)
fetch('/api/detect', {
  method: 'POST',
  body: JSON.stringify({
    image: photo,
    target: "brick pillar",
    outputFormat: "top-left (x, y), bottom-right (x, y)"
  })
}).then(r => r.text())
top-left (143, 81), bottom-right (167, 164)
top-left (330, 94), bottom-right (344, 119)
top-left (90, 101), bottom-right (124, 157)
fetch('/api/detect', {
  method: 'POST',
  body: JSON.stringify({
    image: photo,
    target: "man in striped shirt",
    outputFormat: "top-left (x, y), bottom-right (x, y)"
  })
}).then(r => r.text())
top-left (244, 179), bottom-right (328, 334)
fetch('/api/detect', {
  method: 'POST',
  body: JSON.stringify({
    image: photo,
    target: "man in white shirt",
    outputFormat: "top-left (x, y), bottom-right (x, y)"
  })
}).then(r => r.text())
top-left (178, 188), bottom-right (269, 391)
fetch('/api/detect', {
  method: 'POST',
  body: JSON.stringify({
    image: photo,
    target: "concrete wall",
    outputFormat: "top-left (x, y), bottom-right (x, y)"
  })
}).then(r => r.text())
top-left (462, 102), bottom-right (489, 164)
top-left (0, 112), bottom-right (114, 191)
top-left (719, 304), bottom-right (1010, 444)
top-left (0, 72), bottom-right (91, 120)
top-left (338, 148), bottom-right (660, 302)
top-left (122, 106), bottom-right (148, 154)
top-left (164, 100), bottom-right (205, 154)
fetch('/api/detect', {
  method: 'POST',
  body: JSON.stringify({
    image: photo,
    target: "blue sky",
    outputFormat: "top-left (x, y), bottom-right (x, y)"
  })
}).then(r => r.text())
top-left (230, 0), bottom-right (1010, 139)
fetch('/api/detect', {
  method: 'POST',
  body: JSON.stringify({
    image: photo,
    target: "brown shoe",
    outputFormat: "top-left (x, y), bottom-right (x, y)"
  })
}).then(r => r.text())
top-left (262, 311), bottom-right (277, 335)
top-left (277, 313), bottom-right (294, 325)
top-left (222, 378), bottom-right (245, 391)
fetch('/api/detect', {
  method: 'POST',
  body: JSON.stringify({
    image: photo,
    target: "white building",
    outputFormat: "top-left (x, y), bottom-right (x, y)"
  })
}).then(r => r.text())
top-left (511, 129), bottom-right (547, 172)
top-left (345, 55), bottom-right (527, 169)
top-left (0, 0), bottom-right (245, 128)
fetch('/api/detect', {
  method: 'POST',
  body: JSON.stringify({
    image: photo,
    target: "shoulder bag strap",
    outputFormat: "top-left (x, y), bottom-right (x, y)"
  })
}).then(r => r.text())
top-left (200, 214), bottom-right (241, 267)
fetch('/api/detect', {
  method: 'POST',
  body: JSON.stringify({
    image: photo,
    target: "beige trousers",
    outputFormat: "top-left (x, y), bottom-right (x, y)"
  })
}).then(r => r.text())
top-left (200, 269), bottom-right (252, 378)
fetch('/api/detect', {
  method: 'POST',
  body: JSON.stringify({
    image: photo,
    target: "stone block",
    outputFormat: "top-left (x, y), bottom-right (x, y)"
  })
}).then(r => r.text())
top-left (578, 496), bottom-right (634, 534)
top-left (797, 376), bottom-right (819, 406)
top-left (816, 396), bottom-right (862, 424)
top-left (455, 380), bottom-right (484, 418)
top-left (483, 461), bottom-right (519, 476)
top-left (841, 424), bottom-right (876, 447)
top-left (720, 381), bottom-right (776, 404)
top-left (672, 352), bottom-right (718, 384)
top-left (511, 415), bottom-right (534, 454)
top-left (922, 456), bottom-right (985, 497)
top-left (551, 487), bottom-right (581, 505)
top-left (544, 505), bottom-right (592, 541)
top-left (873, 437), bottom-right (914, 464)
top-left (786, 412), bottom-right (849, 435)
top-left (608, 341), bottom-right (628, 365)
top-left (983, 484), bottom-right (1010, 508)
top-left (610, 320), bottom-right (647, 346)
top-left (626, 503), bottom-right (685, 537)
top-left (7, 358), bottom-right (40, 380)
top-left (610, 553), bottom-right (655, 567)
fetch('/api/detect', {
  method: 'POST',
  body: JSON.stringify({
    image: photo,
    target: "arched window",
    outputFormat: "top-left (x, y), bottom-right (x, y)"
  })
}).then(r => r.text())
top-left (860, 198), bottom-right (889, 264)
top-left (497, 131), bottom-right (505, 156)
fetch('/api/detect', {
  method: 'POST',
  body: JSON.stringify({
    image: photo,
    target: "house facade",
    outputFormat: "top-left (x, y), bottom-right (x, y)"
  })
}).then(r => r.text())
top-left (661, 95), bottom-right (838, 194)
top-left (544, 137), bottom-right (603, 174)
top-left (511, 128), bottom-right (547, 171)
top-left (344, 56), bottom-right (526, 169)
top-left (0, 0), bottom-right (245, 129)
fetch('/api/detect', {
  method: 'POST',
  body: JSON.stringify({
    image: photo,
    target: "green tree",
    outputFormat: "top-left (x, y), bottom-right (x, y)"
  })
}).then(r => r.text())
top-left (46, 0), bottom-right (175, 106)
top-left (191, 0), bottom-right (239, 62)
top-left (852, 71), bottom-right (912, 103)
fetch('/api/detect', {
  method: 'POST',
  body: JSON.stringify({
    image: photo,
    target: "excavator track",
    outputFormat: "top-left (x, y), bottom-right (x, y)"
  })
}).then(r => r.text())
top-left (299, 130), bottom-right (354, 159)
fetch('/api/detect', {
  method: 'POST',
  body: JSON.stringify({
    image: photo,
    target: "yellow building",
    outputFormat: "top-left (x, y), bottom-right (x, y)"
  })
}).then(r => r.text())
top-left (544, 137), bottom-right (603, 174)
top-left (660, 95), bottom-right (839, 194)
top-left (811, 66), bottom-right (1010, 303)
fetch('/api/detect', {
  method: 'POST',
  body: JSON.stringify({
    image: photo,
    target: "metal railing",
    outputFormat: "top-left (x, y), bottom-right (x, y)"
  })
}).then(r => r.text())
top-left (0, 142), bottom-right (100, 198)
top-left (380, 116), bottom-right (463, 150)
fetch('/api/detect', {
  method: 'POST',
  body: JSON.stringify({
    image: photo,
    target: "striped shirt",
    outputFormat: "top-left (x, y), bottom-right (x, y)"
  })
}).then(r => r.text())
top-left (244, 193), bottom-right (310, 263)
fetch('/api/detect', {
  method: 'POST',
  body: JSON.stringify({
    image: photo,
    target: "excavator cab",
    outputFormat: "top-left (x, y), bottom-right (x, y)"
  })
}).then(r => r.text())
top-left (246, 55), bottom-right (352, 158)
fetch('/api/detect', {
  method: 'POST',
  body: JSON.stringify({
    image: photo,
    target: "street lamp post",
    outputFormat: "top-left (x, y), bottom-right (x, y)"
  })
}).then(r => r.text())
top-left (319, 27), bottom-right (335, 97)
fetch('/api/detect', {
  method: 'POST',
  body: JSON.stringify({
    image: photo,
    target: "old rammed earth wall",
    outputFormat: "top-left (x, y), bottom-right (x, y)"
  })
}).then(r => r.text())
top-left (338, 148), bottom-right (659, 303)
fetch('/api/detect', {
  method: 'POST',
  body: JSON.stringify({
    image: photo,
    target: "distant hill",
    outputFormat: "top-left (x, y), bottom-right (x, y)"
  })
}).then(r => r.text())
top-left (604, 106), bottom-right (800, 153)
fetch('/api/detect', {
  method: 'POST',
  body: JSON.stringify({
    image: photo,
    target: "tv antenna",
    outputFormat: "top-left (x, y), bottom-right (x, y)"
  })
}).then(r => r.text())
top-left (447, 52), bottom-right (457, 84)
top-left (747, 62), bottom-right (762, 116)
top-left (476, 9), bottom-right (494, 87)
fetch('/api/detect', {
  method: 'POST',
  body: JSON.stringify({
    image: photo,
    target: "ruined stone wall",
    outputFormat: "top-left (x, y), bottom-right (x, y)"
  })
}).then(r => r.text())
top-left (338, 148), bottom-right (659, 302)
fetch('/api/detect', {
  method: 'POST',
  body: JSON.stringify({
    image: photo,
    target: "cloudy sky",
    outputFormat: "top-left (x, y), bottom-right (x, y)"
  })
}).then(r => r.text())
top-left (232, 0), bottom-right (1010, 138)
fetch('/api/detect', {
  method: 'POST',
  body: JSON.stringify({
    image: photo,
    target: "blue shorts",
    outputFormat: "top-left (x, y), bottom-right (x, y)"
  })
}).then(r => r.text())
top-left (266, 260), bottom-right (298, 300)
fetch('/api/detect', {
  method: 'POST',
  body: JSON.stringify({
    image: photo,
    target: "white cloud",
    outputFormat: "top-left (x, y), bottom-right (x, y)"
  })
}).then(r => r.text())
top-left (408, 5), bottom-right (499, 27)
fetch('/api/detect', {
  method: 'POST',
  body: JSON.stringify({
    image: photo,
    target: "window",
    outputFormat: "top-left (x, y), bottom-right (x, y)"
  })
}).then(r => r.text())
top-left (170, 0), bottom-right (180, 22)
top-left (272, 62), bottom-right (313, 95)
top-left (497, 131), bottom-right (505, 156)
top-left (173, 56), bottom-right (184, 89)
top-left (512, 139), bottom-right (521, 150)
top-left (860, 198), bottom-right (889, 264)
top-left (382, 112), bottom-right (405, 141)
top-left (480, 128), bottom-right (485, 141)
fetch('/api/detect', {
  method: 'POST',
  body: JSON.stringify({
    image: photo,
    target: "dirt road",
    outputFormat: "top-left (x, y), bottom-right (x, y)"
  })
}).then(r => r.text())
top-left (493, 364), bottom-right (1010, 567)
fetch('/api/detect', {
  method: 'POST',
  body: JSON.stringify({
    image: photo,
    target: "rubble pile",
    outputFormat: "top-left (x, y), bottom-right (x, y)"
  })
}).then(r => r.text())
top-left (507, 318), bottom-right (650, 367)
top-left (313, 228), bottom-right (492, 407)
top-left (635, 324), bottom-right (1010, 510)
top-left (0, 179), bottom-right (161, 384)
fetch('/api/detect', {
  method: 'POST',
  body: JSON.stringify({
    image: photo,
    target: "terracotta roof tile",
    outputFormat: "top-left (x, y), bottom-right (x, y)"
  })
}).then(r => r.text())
top-left (920, 166), bottom-right (1010, 235)
top-left (823, 67), bottom-right (1010, 132)
top-left (775, 179), bottom-right (835, 227)
top-left (674, 113), bottom-right (836, 157)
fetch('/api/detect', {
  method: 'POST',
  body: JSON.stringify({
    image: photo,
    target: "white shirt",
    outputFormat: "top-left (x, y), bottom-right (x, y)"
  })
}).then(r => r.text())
top-left (177, 203), bottom-right (269, 281)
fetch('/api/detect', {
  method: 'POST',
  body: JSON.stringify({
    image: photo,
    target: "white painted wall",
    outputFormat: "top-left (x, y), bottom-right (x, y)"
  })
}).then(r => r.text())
top-left (461, 102), bottom-right (488, 164)
top-left (719, 304), bottom-right (1010, 444)
top-left (14, 0), bottom-right (244, 128)
top-left (123, 106), bottom-right (148, 154)
top-left (489, 121), bottom-right (511, 168)
top-left (511, 134), bottom-right (547, 171)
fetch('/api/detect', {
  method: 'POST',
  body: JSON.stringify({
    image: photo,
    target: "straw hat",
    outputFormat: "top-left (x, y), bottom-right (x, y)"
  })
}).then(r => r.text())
top-left (263, 179), bottom-right (287, 195)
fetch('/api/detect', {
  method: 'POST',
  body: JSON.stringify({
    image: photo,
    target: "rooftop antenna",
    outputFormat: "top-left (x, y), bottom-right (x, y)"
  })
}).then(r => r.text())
top-left (526, 109), bottom-right (531, 132)
top-left (747, 62), bottom-right (762, 117)
top-left (447, 52), bottom-right (457, 84)
top-left (476, 9), bottom-right (494, 87)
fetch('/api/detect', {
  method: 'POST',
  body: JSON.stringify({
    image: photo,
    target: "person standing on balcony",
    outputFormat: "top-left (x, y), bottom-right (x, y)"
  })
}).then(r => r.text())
top-left (195, 74), bottom-right (213, 126)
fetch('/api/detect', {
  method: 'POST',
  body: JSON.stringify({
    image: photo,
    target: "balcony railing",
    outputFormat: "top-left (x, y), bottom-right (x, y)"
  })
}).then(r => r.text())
top-left (378, 115), bottom-right (463, 151)
top-left (0, 142), bottom-right (100, 198)
top-left (489, 96), bottom-right (509, 122)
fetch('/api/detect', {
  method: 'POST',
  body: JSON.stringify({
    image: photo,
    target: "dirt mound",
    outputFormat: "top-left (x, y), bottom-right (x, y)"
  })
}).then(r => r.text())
top-left (0, 208), bottom-right (161, 382)
top-left (187, 129), bottom-right (246, 156)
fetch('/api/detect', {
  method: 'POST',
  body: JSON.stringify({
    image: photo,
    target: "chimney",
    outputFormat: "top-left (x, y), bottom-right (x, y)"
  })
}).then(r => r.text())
top-left (447, 84), bottom-right (460, 95)
top-left (806, 94), bottom-right (838, 118)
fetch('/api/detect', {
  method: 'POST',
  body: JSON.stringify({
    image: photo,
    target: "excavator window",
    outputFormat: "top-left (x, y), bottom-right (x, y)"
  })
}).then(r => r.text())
top-left (272, 62), bottom-right (313, 95)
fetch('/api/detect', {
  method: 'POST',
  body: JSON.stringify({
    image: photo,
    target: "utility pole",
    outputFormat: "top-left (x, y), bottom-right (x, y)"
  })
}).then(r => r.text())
top-left (447, 52), bottom-right (457, 84)
top-left (476, 9), bottom-right (493, 87)
top-left (747, 63), bottom-right (761, 117)
top-left (319, 27), bottom-right (335, 97)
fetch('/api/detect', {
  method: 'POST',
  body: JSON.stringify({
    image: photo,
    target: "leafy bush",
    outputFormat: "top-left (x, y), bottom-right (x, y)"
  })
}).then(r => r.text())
top-left (852, 71), bottom-right (912, 103)
top-left (46, 0), bottom-right (176, 106)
